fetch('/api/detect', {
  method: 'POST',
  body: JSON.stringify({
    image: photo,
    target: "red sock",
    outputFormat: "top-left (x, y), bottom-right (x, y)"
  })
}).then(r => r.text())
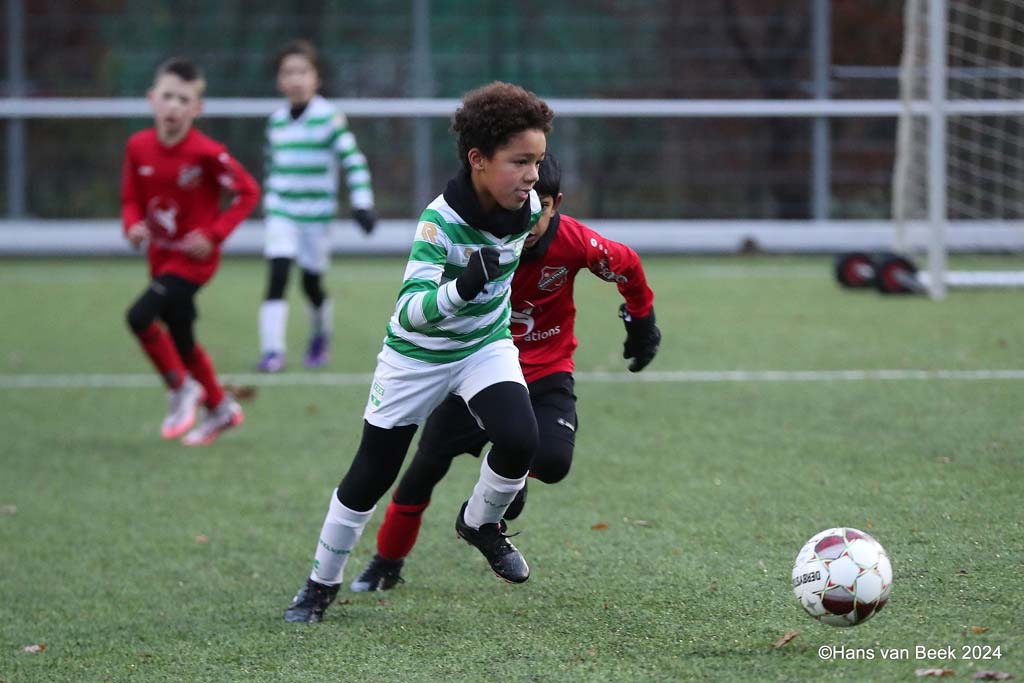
top-left (134, 323), bottom-right (186, 389)
top-left (377, 498), bottom-right (430, 561)
top-left (183, 344), bottom-right (225, 409)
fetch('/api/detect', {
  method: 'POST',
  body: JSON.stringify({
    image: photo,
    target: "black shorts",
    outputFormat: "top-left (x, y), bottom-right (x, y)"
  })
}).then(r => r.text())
top-left (129, 274), bottom-right (201, 327)
top-left (416, 371), bottom-right (578, 474)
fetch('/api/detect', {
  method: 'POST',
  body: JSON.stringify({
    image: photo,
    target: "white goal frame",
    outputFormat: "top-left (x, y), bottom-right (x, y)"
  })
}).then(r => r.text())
top-left (894, 0), bottom-right (1024, 298)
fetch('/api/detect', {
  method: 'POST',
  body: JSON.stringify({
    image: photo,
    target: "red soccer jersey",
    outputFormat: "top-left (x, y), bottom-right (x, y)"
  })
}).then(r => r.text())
top-left (511, 213), bottom-right (655, 384)
top-left (120, 127), bottom-right (259, 285)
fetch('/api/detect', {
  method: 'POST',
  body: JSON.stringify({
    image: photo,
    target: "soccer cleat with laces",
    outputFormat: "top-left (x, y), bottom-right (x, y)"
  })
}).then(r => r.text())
top-left (160, 377), bottom-right (205, 440)
top-left (303, 334), bottom-right (330, 368)
top-left (181, 395), bottom-right (244, 446)
top-left (283, 578), bottom-right (340, 623)
top-left (257, 351), bottom-right (285, 373)
top-left (503, 480), bottom-right (528, 521)
top-left (455, 501), bottom-right (530, 584)
top-left (349, 554), bottom-right (405, 592)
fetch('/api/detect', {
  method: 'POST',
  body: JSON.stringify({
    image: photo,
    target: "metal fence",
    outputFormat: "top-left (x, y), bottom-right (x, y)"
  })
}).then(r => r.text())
top-left (2, 0), bottom-right (1022, 255)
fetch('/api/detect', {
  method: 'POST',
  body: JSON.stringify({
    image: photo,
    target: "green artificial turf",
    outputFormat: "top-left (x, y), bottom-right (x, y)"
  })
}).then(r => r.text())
top-left (1, 256), bottom-right (1021, 682)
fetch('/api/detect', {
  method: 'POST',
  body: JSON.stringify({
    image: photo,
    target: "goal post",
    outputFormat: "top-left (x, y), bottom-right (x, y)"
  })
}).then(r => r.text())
top-left (894, 0), bottom-right (1024, 298)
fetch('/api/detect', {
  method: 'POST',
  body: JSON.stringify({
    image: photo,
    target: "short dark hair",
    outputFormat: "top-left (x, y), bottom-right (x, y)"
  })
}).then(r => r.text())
top-left (275, 39), bottom-right (320, 74)
top-left (155, 57), bottom-right (204, 87)
top-left (452, 81), bottom-right (554, 171)
top-left (535, 153), bottom-right (561, 199)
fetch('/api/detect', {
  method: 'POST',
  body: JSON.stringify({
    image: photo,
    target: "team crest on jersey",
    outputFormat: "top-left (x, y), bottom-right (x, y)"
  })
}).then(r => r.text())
top-left (177, 164), bottom-right (202, 189)
top-left (538, 265), bottom-right (569, 292)
top-left (417, 221), bottom-right (439, 244)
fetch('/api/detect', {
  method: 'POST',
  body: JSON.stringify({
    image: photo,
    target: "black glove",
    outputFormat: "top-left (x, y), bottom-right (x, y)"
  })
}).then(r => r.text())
top-left (456, 247), bottom-right (501, 300)
top-left (352, 208), bottom-right (377, 235)
top-left (620, 303), bottom-right (661, 372)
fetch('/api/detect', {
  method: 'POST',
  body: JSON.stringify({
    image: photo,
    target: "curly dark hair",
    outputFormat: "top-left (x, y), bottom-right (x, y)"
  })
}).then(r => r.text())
top-left (452, 81), bottom-right (554, 170)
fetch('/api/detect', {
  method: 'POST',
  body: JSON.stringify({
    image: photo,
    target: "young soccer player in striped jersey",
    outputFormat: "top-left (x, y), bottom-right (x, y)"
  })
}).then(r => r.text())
top-left (284, 82), bottom-right (554, 623)
top-left (258, 40), bottom-right (376, 372)
top-left (349, 153), bottom-right (661, 592)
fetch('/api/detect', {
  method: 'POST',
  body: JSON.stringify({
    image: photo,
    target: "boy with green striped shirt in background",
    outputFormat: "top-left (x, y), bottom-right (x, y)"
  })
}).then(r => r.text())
top-left (258, 40), bottom-right (376, 372)
top-left (284, 81), bottom-right (554, 623)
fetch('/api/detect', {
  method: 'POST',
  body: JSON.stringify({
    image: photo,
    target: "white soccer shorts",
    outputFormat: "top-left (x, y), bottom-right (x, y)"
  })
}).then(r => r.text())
top-left (263, 215), bottom-right (331, 273)
top-left (362, 338), bottom-right (526, 429)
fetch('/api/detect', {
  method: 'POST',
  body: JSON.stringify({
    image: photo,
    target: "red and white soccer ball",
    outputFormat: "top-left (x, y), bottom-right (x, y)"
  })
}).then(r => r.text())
top-left (791, 527), bottom-right (892, 627)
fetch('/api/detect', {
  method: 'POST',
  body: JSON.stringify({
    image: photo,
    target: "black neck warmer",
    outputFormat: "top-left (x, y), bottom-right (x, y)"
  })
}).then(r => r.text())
top-left (442, 168), bottom-right (533, 238)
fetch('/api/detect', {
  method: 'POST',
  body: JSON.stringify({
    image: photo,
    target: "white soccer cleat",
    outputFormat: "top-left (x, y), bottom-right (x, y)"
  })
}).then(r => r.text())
top-left (181, 395), bottom-right (244, 446)
top-left (160, 377), bottom-right (205, 440)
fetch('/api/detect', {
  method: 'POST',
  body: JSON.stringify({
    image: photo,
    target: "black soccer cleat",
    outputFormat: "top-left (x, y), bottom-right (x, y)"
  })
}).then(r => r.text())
top-left (349, 554), bottom-right (406, 592)
top-left (455, 501), bottom-right (530, 584)
top-left (503, 481), bottom-right (528, 521)
top-left (283, 578), bottom-right (340, 623)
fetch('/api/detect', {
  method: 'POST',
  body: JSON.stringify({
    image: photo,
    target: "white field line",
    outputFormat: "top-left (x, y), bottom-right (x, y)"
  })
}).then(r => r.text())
top-left (3, 369), bottom-right (1024, 389)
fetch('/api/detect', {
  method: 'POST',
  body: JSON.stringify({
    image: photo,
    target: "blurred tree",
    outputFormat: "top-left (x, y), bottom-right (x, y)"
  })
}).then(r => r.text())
top-left (722, 0), bottom-right (810, 218)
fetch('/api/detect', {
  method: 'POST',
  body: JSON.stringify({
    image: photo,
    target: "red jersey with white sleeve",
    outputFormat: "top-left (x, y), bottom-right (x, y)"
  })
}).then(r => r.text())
top-left (121, 127), bottom-right (259, 285)
top-left (511, 213), bottom-right (654, 384)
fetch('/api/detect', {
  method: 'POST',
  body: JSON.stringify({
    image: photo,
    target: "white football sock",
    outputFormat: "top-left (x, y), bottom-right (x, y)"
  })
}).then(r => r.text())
top-left (259, 299), bottom-right (288, 354)
top-left (463, 452), bottom-right (526, 529)
top-left (309, 298), bottom-right (333, 337)
top-left (309, 489), bottom-right (375, 585)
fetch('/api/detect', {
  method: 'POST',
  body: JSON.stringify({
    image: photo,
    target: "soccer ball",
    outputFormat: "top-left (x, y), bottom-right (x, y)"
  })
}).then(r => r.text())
top-left (791, 527), bottom-right (892, 627)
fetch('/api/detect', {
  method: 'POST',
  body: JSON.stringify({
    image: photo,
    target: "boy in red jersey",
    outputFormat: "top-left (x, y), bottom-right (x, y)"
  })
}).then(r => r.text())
top-left (121, 57), bottom-right (260, 445)
top-left (350, 153), bottom-right (661, 590)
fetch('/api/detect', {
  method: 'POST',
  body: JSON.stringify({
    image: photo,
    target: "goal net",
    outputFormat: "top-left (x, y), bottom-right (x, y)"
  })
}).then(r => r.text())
top-left (893, 0), bottom-right (1024, 296)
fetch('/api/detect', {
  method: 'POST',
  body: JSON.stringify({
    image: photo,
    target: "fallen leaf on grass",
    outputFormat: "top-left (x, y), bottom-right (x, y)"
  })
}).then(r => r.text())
top-left (306, 404), bottom-right (319, 416)
top-left (623, 517), bottom-right (651, 527)
top-left (0, 504), bottom-right (15, 515)
top-left (377, 599), bottom-right (391, 607)
top-left (769, 631), bottom-right (798, 649)
top-left (916, 668), bottom-right (955, 677)
top-left (20, 644), bottom-right (46, 653)
top-left (707, 581), bottom-right (718, 593)
top-left (194, 535), bottom-right (209, 544)
top-left (972, 672), bottom-right (1013, 680)
top-left (972, 626), bottom-right (990, 633)
top-left (937, 456), bottom-right (954, 464)
top-left (223, 384), bottom-right (257, 402)
top-left (337, 599), bottom-right (352, 606)
top-left (591, 522), bottom-right (608, 530)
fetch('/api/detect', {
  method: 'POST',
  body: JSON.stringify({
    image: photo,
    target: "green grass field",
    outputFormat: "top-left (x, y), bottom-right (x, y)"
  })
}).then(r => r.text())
top-left (1, 255), bottom-right (1022, 682)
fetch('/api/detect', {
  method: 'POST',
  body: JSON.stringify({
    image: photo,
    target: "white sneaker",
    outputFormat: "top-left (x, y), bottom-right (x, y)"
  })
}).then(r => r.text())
top-left (161, 377), bottom-right (205, 439)
top-left (181, 395), bottom-right (244, 446)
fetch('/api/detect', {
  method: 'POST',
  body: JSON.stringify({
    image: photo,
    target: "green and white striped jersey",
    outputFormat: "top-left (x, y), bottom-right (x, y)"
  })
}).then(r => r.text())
top-left (264, 95), bottom-right (373, 223)
top-left (385, 191), bottom-right (542, 363)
